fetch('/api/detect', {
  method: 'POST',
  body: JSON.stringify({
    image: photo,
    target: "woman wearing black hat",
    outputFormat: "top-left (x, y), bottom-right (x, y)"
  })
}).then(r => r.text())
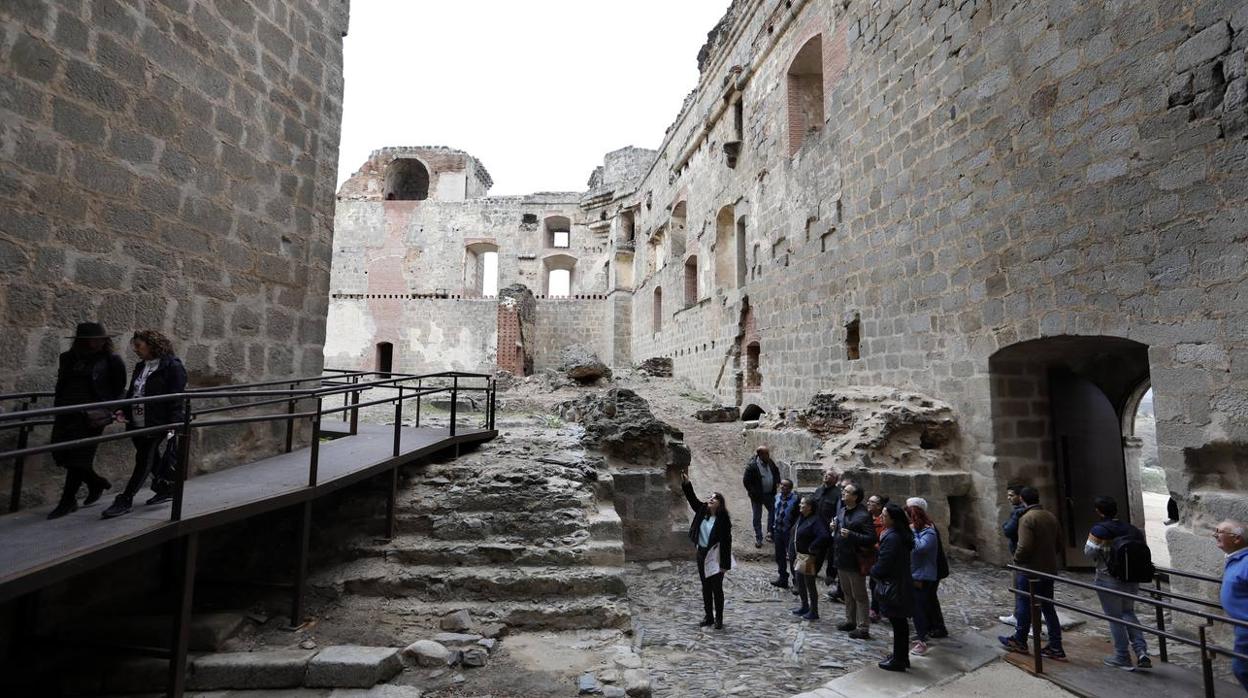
top-left (48, 322), bottom-right (127, 519)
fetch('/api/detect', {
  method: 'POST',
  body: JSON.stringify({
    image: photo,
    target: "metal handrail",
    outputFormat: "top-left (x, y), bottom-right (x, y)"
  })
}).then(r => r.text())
top-left (1157, 564), bottom-right (1224, 585)
top-left (1, 369), bottom-right (497, 515)
top-left (1007, 564), bottom-right (1248, 697)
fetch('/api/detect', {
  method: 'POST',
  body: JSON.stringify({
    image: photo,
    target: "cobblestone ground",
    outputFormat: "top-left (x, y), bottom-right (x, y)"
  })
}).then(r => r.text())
top-left (624, 555), bottom-right (1101, 698)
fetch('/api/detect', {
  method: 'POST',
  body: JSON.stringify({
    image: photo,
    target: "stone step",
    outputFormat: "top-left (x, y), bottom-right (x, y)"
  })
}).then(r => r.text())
top-left (352, 537), bottom-right (625, 568)
top-left (404, 480), bottom-right (592, 514)
top-left (329, 594), bottom-right (632, 631)
top-left (395, 507), bottom-right (591, 540)
top-left (311, 558), bottom-right (627, 601)
top-left (588, 505), bottom-right (623, 539)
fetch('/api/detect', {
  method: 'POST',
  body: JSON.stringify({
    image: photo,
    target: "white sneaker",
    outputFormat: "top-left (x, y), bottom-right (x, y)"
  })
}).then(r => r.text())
top-left (999, 614), bottom-right (1017, 626)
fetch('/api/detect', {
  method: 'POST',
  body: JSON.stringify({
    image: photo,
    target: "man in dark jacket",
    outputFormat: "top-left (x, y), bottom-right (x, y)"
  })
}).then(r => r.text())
top-left (743, 446), bottom-right (781, 547)
top-left (1000, 486), bottom-right (1065, 660)
top-left (771, 478), bottom-right (800, 588)
top-left (834, 482), bottom-right (876, 639)
top-left (811, 468), bottom-right (844, 589)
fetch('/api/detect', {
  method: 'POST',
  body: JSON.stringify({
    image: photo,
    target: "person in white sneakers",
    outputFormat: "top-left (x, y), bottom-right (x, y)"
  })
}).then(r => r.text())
top-left (999, 484), bottom-right (1025, 625)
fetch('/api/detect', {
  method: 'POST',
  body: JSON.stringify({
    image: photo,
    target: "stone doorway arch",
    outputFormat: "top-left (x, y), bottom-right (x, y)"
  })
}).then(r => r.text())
top-left (988, 335), bottom-right (1150, 567)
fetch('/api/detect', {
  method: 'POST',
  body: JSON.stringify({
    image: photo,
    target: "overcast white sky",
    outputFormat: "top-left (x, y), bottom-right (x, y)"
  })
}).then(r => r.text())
top-left (336, 1), bottom-right (729, 195)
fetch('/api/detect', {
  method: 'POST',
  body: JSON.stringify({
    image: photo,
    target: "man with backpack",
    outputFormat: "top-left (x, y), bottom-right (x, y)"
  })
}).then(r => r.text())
top-left (1084, 496), bottom-right (1152, 671)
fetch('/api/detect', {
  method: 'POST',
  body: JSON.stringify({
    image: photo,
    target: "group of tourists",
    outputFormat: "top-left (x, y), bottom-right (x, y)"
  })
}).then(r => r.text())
top-left (46, 322), bottom-right (187, 520)
top-left (685, 446), bottom-right (1248, 686)
top-left (681, 448), bottom-right (949, 672)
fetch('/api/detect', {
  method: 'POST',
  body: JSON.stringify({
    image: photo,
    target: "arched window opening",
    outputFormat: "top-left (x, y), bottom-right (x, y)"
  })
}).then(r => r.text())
top-left (653, 286), bottom-right (663, 333)
top-left (669, 200), bottom-right (687, 257)
top-left (683, 255), bottom-right (698, 307)
top-left (376, 342), bottom-right (394, 376)
top-left (787, 35), bottom-right (825, 156)
top-left (714, 205), bottom-right (737, 290)
top-left (845, 314), bottom-right (861, 360)
top-left (545, 215), bottom-right (571, 248)
top-left (547, 269), bottom-right (571, 297)
top-left (465, 242), bottom-right (499, 297)
top-left (745, 341), bottom-right (761, 389)
top-left (543, 253), bottom-right (576, 297)
top-left (383, 158), bottom-right (429, 201)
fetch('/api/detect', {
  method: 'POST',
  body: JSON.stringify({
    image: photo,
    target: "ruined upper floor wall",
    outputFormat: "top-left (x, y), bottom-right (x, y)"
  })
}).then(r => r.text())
top-left (337, 146), bottom-right (494, 202)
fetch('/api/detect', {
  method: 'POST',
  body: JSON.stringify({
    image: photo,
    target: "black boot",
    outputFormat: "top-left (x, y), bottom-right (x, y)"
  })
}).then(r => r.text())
top-left (101, 494), bottom-right (133, 519)
top-left (48, 470), bottom-right (83, 519)
top-left (83, 473), bottom-right (111, 506)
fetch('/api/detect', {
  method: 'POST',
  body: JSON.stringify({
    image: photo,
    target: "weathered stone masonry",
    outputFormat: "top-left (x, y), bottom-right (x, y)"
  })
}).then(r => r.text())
top-left (1, 0), bottom-right (349, 501)
top-left (326, 0), bottom-right (1247, 574)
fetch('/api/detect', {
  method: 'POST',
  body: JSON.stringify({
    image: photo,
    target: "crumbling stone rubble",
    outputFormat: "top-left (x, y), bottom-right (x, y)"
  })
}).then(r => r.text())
top-left (635, 357), bottom-right (673, 377)
top-left (559, 344), bottom-right (614, 384)
top-left (794, 387), bottom-right (961, 471)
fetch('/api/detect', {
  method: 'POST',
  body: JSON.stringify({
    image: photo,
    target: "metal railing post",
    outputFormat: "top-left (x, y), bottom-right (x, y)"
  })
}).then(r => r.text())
top-left (489, 380), bottom-right (496, 430)
top-left (449, 376), bottom-right (458, 437)
top-left (1154, 576), bottom-right (1168, 663)
top-left (1029, 577), bottom-right (1043, 674)
top-left (308, 398), bottom-right (322, 487)
top-left (9, 400), bottom-right (31, 512)
top-left (171, 397), bottom-right (192, 522)
top-left (166, 532), bottom-right (198, 698)
top-left (349, 377), bottom-right (359, 436)
top-left (393, 386), bottom-right (403, 457)
top-left (1198, 625), bottom-right (1215, 698)
top-left (415, 379), bottom-right (422, 428)
top-left (340, 375), bottom-right (350, 423)
top-left (284, 383), bottom-right (296, 453)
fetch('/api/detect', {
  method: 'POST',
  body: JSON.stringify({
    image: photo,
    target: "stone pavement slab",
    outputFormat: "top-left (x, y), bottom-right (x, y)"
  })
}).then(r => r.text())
top-left (794, 629), bottom-right (1001, 698)
top-left (304, 645), bottom-right (403, 688)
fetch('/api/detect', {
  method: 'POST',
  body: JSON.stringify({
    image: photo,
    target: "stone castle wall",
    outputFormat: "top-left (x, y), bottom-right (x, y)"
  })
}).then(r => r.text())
top-left (584, 0), bottom-right (1247, 564)
top-left (325, 0), bottom-right (1246, 566)
top-left (1, 0), bottom-right (349, 504)
top-left (1, 0), bottom-right (348, 390)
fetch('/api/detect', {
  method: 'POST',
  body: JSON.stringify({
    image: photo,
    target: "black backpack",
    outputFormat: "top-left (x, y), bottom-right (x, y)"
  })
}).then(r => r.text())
top-left (1108, 525), bottom-right (1154, 583)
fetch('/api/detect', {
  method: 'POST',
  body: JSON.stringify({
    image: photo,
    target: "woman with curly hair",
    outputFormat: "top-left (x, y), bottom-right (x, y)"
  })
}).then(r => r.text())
top-left (102, 329), bottom-right (187, 518)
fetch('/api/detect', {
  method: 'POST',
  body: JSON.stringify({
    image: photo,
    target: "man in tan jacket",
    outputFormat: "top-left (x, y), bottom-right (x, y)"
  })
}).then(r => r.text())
top-left (999, 486), bottom-right (1066, 660)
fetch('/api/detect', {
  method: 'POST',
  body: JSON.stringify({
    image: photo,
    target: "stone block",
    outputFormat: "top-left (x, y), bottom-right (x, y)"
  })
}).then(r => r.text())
top-left (431, 632), bottom-right (482, 646)
top-left (304, 645), bottom-right (402, 688)
top-left (439, 609), bottom-right (472, 631)
top-left (188, 649), bottom-right (315, 689)
top-left (1175, 21), bottom-right (1231, 73)
top-left (402, 640), bottom-right (454, 667)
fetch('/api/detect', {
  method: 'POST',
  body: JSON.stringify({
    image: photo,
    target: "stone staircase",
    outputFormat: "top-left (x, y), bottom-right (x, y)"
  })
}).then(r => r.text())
top-left (310, 419), bottom-right (631, 631)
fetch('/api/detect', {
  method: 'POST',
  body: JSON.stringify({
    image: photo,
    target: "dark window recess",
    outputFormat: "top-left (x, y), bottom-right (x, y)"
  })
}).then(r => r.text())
top-left (845, 316), bottom-right (861, 360)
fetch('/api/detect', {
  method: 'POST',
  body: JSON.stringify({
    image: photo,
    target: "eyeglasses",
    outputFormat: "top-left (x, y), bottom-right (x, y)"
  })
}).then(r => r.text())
top-left (1213, 529), bottom-right (1241, 538)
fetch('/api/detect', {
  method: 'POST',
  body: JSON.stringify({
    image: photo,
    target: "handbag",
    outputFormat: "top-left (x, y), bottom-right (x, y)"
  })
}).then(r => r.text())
top-left (85, 408), bottom-right (114, 430)
top-left (795, 552), bottom-right (817, 575)
top-left (876, 578), bottom-right (901, 606)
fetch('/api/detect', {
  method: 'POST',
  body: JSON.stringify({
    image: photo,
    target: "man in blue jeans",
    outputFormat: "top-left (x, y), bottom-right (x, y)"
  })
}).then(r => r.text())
top-left (1214, 519), bottom-right (1248, 692)
top-left (1084, 496), bottom-right (1151, 671)
top-left (1000, 486), bottom-right (1066, 660)
top-left (742, 446), bottom-right (781, 547)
